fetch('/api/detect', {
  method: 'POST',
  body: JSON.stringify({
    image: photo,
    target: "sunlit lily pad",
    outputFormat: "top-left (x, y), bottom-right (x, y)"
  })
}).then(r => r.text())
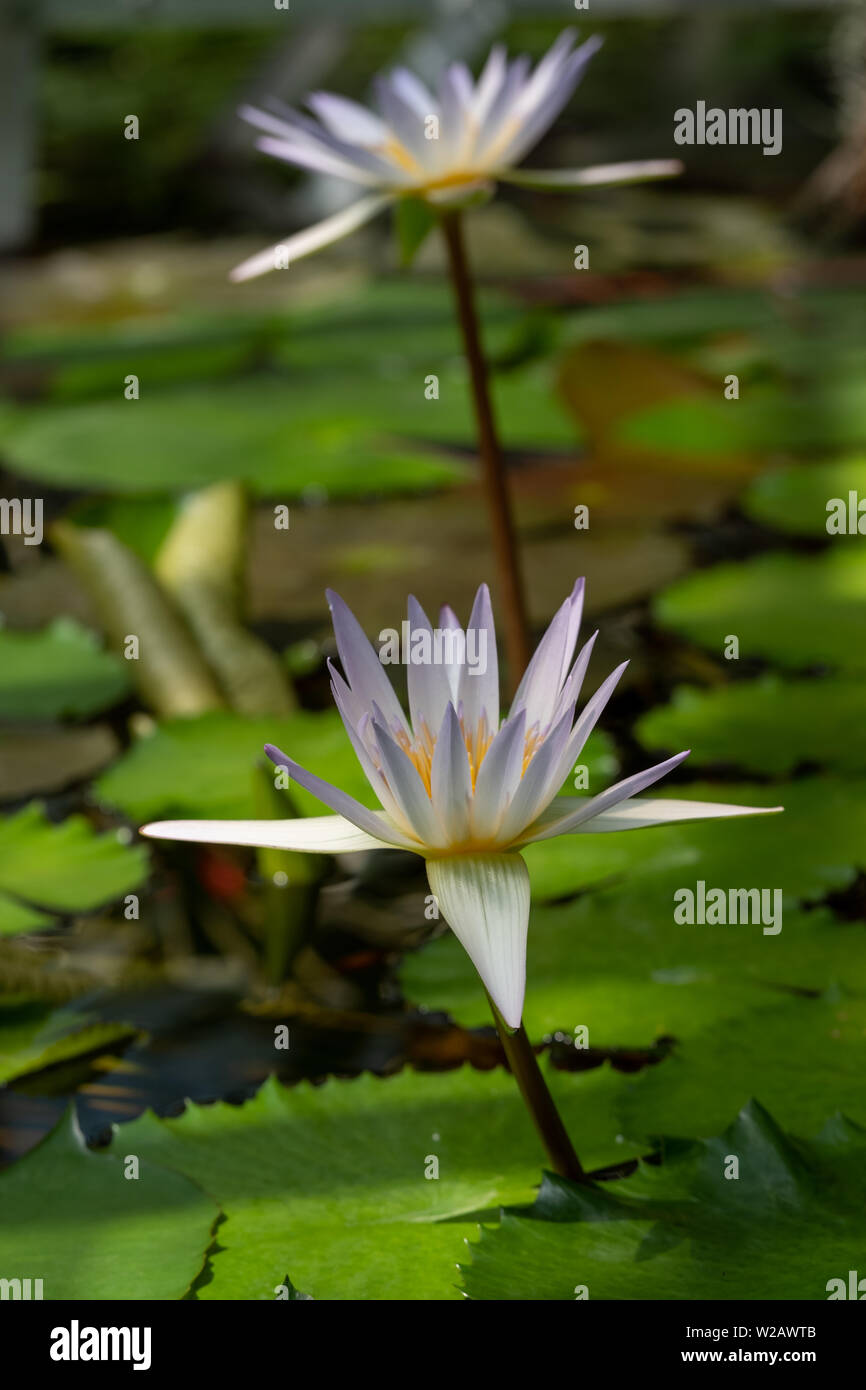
top-left (461, 1103), bottom-right (866, 1300)
top-left (118, 1067), bottom-right (637, 1301)
top-left (0, 803), bottom-right (147, 933)
top-left (744, 456), bottom-right (866, 538)
top-left (0, 619), bottom-right (130, 721)
top-left (636, 676), bottom-right (866, 775)
top-left (654, 550), bottom-right (866, 672)
top-left (619, 994), bottom-right (866, 1142)
top-left (0, 1109), bottom-right (217, 1298)
top-left (96, 711), bottom-right (617, 828)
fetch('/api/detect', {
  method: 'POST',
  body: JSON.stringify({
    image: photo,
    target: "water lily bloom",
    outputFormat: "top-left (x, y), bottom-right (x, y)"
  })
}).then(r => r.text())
top-left (230, 30), bottom-right (682, 282)
top-left (142, 582), bottom-right (781, 1029)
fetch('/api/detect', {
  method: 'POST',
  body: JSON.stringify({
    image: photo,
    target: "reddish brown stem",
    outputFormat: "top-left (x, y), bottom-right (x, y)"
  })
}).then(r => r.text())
top-left (440, 211), bottom-right (531, 691)
top-left (488, 994), bottom-right (590, 1185)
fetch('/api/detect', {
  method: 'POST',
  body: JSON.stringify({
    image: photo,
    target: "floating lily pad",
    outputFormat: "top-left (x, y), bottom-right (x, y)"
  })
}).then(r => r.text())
top-left (461, 1102), bottom-right (866, 1300)
top-left (95, 710), bottom-right (372, 823)
top-left (0, 619), bottom-right (130, 721)
top-left (3, 379), bottom-right (468, 500)
top-left (525, 777), bottom-right (865, 906)
top-left (619, 994), bottom-right (866, 1143)
top-left (0, 1109), bottom-right (217, 1299)
top-left (636, 677), bottom-right (866, 776)
top-left (744, 456), bottom-right (866, 538)
top-left (96, 713), bottom-right (616, 829)
top-left (118, 1066), bottom-right (637, 1301)
top-left (654, 550), bottom-right (866, 673)
top-left (0, 803), bottom-right (147, 932)
top-left (0, 1005), bottom-right (137, 1085)
top-left (617, 379), bottom-right (866, 457)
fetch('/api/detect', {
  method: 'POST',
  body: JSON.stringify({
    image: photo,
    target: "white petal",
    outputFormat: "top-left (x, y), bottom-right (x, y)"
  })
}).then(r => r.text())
top-left (535, 797), bottom-right (784, 835)
top-left (406, 595), bottom-right (454, 744)
top-left (370, 717), bottom-right (443, 846)
top-left (471, 708), bottom-right (526, 842)
top-left (426, 852), bottom-right (530, 1029)
top-left (430, 701), bottom-right (472, 844)
top-left (499, 159), bottom-right (684, 190)
top-left (140, 814), bottom-right (398, 854)
top-left (517, 751), bottom-right (692, 844)
top-left (496, 705), bottom-right (574, 844)
top-left (229, 194), bottom-right (393, 282)
top-left (458, 582), bottom-right (499, 735)
top-left (255, 135), bottom-right (383, 186)
top-left (326, 588), bottom-right (408, 734)
top-left (264, 743), bottom-right (418, 849)
top-left (306, 91), bottom-right (388, 145)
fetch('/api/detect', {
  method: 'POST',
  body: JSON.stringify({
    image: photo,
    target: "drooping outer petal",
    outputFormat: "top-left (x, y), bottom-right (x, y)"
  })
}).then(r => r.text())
top-left (498, 159), bottom-right (684, 190)
top-left (140, 814), bottom-right (400, 854)
top-left (520, 795), bottom-right (783, 842)
top-left (229, 193), bottom-right (393, 283)
top-left (426, 852), bottom-right (530, 1030)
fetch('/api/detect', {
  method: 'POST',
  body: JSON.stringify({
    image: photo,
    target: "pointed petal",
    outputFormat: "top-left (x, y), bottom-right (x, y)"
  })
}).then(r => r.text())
top-left (229, 194), bottom-right (393, 282)
top-left (471, 707), bottom-right (526, 841)
top-left (430, 701), bottom-right (472, 844)
top-left (458, 582), bottom-right (499, 734)
top-left (370, 718), bottom-right (443, 846)
top-left (516, 751), bottom-right (692, 844)
top-left (306, 91), bottom-right (388, 145)
top-left (528, 795), bottom-right (783, 834)
top-left (140, 814), bottom-right (397, 854)
top-left (326, 588), bottom-right (408, 733)
top-left (264, 744), bottom-right (418, 849)
top-left (426, 852), bottom-right (530, 1029)
top-left (499, 159), bottom-right (684, 190)
top-left (406, 594), bottom-right (454, 743)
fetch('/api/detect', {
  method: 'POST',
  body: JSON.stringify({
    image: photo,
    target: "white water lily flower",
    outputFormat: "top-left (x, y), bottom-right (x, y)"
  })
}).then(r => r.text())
top-left (142, 581), bottom-right (781, 1029)
top-left (230, 30), bottom-right (682, 282)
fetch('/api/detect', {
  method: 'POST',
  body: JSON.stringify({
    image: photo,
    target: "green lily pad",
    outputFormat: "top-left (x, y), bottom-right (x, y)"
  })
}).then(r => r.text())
top-left (95, 710), bottom-right (373, 823)
top-left (0, 1109), bottom-right (217, 1299)
top-left (744, 456), bottom-right (866, 538)
top-left (96, 715), bottom-right (615, 828)
top-left (118, 1066), bottom-right (637, 1301)
top-left (0, 618), bottom-right (130, 721)
top-left (617, 379), bottom-right (866, 457)
top-left (3, 379), bottom-right (468, 500)
top-left (0, 802), bottom-right (147, 931)
top-left (636, 676), bottom-right (866, 776)
top-left (654, 550), bottom-right (866, 673)
top-left (0, 1004), bottom-right (137, 1085)
top-left (461, 1102), bottom-right (866, 1300)
top-left (526, 777), bottom-right (866, 906)
top-left (405, 777), bottom-right (866, 1036)
top-left (619, 994), bottom-right (866, 1143)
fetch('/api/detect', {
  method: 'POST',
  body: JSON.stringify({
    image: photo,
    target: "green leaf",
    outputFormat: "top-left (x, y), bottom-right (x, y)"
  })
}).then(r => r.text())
top-left (394, 199), bottom-right (438, 267)
top-left (4, 363), bottom-right (575, 501)
top-left (461, 1102), bottom-right (866, 1300)
top-left (0, 618), bottom-right (130, 721)
top-left (744, 455), bottom-right (866, 538)
top-left (118, 1066), bottom-right (637, 1301)
top-left (0, 1110), bottom-right (217, 1299)
top-left (654, 550), bottom-right (866, 672)
top-left (617, 379), bottom-right (866, 457)
top-left (636, 676), bottom-right (866, 776)
top-left (95, 710), bottom-right (374, 823)
top-left (0, 1005), bottom-right (137, 1085)
top-left (619, 995), bottom-right (866, 1143)
top-left (0, 803), bottom-right (147, 928)
top-left (405, 778), bottom-right (866, 1037)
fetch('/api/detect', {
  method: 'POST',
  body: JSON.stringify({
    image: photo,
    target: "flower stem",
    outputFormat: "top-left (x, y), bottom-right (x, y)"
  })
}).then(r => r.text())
top-left (440, 210), bottom-right (531, 690)
top-left (487, 993), bottom-right (590, 1184)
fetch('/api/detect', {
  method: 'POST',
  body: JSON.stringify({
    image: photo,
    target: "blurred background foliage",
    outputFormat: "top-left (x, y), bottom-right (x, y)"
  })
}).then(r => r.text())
top-left (1, 0), bottom-right (866, 1299)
